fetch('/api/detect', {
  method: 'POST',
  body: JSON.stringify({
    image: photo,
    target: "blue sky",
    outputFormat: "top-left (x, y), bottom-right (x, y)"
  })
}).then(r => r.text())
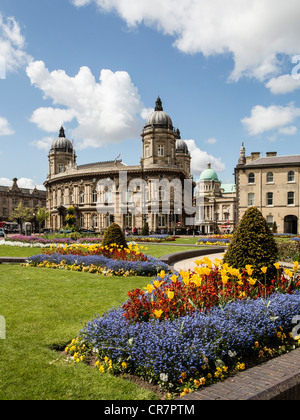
top-left (1, 0), bottom-right (300, 190)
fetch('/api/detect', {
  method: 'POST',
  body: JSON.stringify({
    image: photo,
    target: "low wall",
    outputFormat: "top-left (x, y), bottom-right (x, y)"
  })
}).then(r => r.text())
top-left (159, 246), bottom-right (226, 270)
top-left (178, 347), bottom-right (300, 400)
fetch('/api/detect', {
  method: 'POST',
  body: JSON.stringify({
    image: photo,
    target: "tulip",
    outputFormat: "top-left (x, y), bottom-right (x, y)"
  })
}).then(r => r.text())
top-left (153, 280), bottom-right (164, 289)
top-left (153, 309), bottom-right (163, 318)
top-left (144, 284), bottom-right (155, 294)
top-left (261, 266), bottom-right (267, 274)
top-left (166, 290), bottom-right (174, 301)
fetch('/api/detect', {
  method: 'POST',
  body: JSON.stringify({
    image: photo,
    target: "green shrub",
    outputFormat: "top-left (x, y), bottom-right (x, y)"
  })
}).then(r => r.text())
top-left (102, 223), bottom-right (127, 248)
top-left (223, 207), bottom-right (278, 281)
top-left (142, 221), bottom-right (149, 236)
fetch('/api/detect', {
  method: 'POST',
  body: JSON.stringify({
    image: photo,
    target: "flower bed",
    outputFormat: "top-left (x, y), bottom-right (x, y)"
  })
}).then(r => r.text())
top-left (196, 237), bottom-right (231, 246)
top-left (42, 243), bottom-right (148, 262)
top-left (26, 249), bottom-right (168, 277)
top-left (127, 235), bottom-right (177, 242)
top-left (64, 257), bottom-right (300, 397)
top-left (70, 292), bottom-right (300, 397)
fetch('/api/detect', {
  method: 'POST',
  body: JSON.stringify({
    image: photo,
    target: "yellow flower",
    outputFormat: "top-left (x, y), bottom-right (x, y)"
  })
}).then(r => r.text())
top-left (245, 265), bottom-right (253, 276)
top-left (181, 372), bottom-right (187, 379)
top-left (121, 362), bottom-right (127, 369)
top-left (261, 266), bottom-right (268, 274)
top-left (159, 270), bottom-right (166, 279)
top-left (153, 279), bottom-right (164, 289)
top-left (293, 261), bottom-right (299, 272)
top-left (285, 269), bottom-right (293, 278)
top-left (221, 275), bottom-right (229, 285)
top-left (247, 277), bottom-right (257, 286)
top-left (153, 309), bottom-right (163, 318)
top-left (99, 365), bottom-right (105, 373)
top-left (166, 290), bottom-right (175, 301)
top-left (191, 275), bottom-right (202, 287)
top-left (170, 274), bottom-right (178, 283)
top-left (144, 284), bottom-right (155, 294)
top-left (274, 262), bottom-right (280, 270)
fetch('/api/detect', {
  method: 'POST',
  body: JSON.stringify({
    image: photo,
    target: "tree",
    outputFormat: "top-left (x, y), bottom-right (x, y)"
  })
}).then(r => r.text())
top-left (223, 207), bottom-right (278, 281)
top-left (35, 206), bottom-right (50, 233)
top-left (142, 221), bottom-right (149, 236)
top-left (10, 203), bottom-right (32, 234)
top-left (102, 223), bottom-right (127, 248)
top-left (64, 206), bottom-right (77, 231)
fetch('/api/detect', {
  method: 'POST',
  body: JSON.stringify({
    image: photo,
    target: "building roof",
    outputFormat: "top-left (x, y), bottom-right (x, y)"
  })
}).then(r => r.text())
top-left (144, 97), bottom-right (173, 130)
top-left (51, 126), bottom-right (73, 153)
top-left (199, 163), bottom-right (219, 181)
top-left (244, 155), bottom-right (300, 167)
top-left (221, 183), bottom-right (236, 194)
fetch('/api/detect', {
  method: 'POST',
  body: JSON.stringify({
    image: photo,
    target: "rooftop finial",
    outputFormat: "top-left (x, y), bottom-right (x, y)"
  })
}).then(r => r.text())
top-left (59, 126), bottom-right (65, 138)
top-left (155, 96), bottom-right (163, 111)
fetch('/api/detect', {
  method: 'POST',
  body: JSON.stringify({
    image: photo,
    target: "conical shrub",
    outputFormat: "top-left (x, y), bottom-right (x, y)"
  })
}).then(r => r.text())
top-left (223, 207), bottom-right (278, 281)
top-left (102, 223), bottom-right (127, 248)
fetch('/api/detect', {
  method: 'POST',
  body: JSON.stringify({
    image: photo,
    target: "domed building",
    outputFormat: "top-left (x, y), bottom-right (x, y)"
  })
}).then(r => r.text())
top-left (195, 163), bottom-right (236, 234)
top-left (44, 97), bottom-right (194, 233)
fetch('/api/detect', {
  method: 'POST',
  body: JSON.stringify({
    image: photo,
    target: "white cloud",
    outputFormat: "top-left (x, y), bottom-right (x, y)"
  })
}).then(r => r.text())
top-left (0, 13), bottom-right (31, 74)
top-left (184, 139), bottom-right (225, 176)
top-left (30, 136), bottom-right (54, 152)
top-left (0, 177), bottom-right (45, 190)
top-left (205, 138), bottom-right (217, 145)
top-left (0, 117), bottom-right (14, 136)
top-left (71, 0), bottom-right (300, 81)
top-left (241, 103), bottom-right (300, 136)
top-left (26, 60), bottom-right (149, 148)
top-left (266, 74), bottom-right (300, 95)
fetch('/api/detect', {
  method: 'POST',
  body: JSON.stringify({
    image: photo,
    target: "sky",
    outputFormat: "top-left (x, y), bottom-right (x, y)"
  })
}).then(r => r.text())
top-left (0, 0), bottom-right (300, 191)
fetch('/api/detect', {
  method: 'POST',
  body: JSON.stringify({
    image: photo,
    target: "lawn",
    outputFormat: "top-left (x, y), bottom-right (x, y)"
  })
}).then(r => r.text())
top-left (0, 265), bottom-right (159, 400)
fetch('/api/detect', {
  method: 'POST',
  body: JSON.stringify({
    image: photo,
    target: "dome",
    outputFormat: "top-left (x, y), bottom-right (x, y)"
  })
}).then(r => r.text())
top-left (199, 163), bottom-right (219, 181)
top-left (51, 127), bottom-right (73, 152)
top-left (144, 97), bottom-right (173, 130)
top-left (176, 139), bottom-right (189, 154)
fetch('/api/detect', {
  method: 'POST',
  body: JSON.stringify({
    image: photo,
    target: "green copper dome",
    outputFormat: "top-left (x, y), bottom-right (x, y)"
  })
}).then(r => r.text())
top-left (199, 163), bottom-right (219, 181)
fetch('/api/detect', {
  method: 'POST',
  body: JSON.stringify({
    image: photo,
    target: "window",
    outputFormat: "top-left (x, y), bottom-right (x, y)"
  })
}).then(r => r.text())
top-left (145, 145), bottom-right (149, 158)
top-left (248, 173), bottom-right (255, 184)
top-left (288, 191), bottom-right (295, 205)
top-left (58, 164), bottom-right (64, 173)
top-left (158, 214), bottom-right (166, 227)
top-left (80, 191), bottom-right (84, 204)
top-left (159, 186), bottom-right (166, 201)
top-left (80, 214), bottom-right (85, 228)
top-left (266, 192), bottom-right (273, 206)
top-left (92, 190), bottom-right (97, 203)
top-left (158, 145), bottom-right (164, 157)
top-left (248, 193), bottom-right (255, 206)
top-left (288, 171), bottom-right (295, 182)
top-left (91, 214), bottom-right (98, 228)
top-left (266, 172), bottom-right (274, 183)
top-left (266, 215), bottom-right (274, 229)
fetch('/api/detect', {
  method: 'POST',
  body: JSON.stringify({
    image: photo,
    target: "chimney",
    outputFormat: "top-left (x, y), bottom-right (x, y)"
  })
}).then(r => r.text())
top-left (251, 152), bottom-right (260, 161)
top-left (266, 152), bottom-right (277, 158)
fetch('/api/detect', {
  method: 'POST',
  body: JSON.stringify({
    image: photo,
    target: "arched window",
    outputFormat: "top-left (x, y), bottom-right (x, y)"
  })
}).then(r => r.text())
top-left (248, 173), bottom-right (255, 184)
top-left (288, 171), bottom-right (295, 182)
top-left (266, 172), bottom-right (273, 183)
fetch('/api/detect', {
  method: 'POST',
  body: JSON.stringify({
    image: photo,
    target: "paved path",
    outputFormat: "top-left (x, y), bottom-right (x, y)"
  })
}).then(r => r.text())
top-left (173, 251), bottom-right (226, 272)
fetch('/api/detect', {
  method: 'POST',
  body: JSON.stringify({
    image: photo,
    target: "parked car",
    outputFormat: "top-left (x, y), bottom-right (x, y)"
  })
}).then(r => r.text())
top-left (0, 228), bottom-right (5, 238)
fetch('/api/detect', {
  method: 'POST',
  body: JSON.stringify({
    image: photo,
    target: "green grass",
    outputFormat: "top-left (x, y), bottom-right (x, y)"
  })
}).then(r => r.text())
top-left (0, 245), bottom-right (42, 257)
top-left (0, 265), bottom-right (159, 400)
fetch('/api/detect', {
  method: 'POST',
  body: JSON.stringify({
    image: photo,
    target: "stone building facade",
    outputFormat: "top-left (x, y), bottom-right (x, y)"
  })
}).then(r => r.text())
top-left (195, 163), bottom-right (236, 234)
top-left (44, 97), bottom-right (195, 233)
top-left (0, 178), bottom-right (46, 223)
top-left (235, 144), bottom-right (300, 234)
